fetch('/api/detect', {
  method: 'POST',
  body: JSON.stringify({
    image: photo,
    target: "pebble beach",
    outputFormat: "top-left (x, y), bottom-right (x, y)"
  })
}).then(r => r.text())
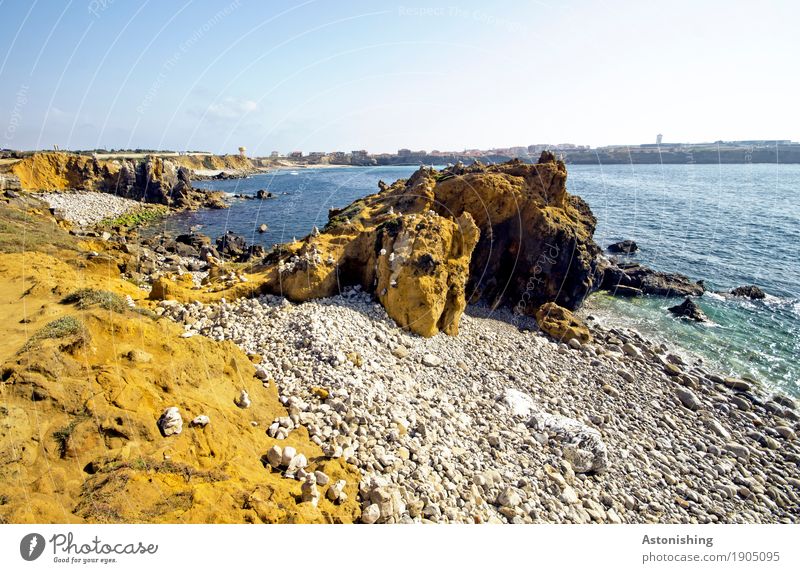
top-left (156, 289), bottom-right (800, 524)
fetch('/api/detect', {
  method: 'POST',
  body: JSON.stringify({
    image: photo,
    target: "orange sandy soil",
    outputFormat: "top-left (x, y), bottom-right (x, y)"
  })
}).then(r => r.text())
top-left (0, 198), bottom-right (360, 523)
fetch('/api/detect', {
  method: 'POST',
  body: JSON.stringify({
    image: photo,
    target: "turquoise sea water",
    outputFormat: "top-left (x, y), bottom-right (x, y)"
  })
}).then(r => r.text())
top-left (152, 164), bottom-right (800, 397)
top-left (571, 164), bottom-right (800, 398)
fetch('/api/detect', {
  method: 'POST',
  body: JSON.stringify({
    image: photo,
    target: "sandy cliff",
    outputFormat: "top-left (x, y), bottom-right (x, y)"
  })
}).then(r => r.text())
top-left (0, 198), bottom-right (359, 524)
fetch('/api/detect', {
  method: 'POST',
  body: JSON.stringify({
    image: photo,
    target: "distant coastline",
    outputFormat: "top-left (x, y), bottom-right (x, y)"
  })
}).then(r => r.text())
top-left (4, 140), bottom-right (800, 170)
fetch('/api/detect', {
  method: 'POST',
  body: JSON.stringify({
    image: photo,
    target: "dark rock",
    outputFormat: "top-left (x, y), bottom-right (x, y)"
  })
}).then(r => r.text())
top-left (199, 244), bottom-right (220, 262)
top-left (599, 259), bottom-right (704, 297)
top-left (258, 223), bottom-right (268, 233)
top-left (722, 377), bottom-right (752, 391)
top-left (675, 387), bottom-right (702, 410)
top-left (607, 240), bottom-right (638, 254)
top-left (608, 285), bottom-right (643, 297)
top-left (241, 244), bottom-right (266, 262)
top-left (173, 242), bottom-right (199, 258)
top-left (668, 297), bottom-right (707, 322)
top-left (176, 232), bottom-right (211, 250)
top-left (216, 231), bottom-right (248, 259)
top-left (730, 285), bottom-right (766, 300)
top-left (772, 395), bottom-right (796, 410)
top-left (203, 191), bottom-right (229, 209)
top-left (256, 189), bottom-right (275, 200)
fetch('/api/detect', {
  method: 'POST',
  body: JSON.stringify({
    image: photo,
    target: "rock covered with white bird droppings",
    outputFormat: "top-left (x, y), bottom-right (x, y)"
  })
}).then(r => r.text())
top-left (157, 407), bottom-right (183, 437)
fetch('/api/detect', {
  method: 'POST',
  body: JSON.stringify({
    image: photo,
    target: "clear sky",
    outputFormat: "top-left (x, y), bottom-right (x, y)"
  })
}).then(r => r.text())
top-left (0, 0), bottom-right (797, 155)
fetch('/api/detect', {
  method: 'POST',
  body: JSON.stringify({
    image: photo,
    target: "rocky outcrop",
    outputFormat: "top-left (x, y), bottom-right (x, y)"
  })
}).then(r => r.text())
top-left (668, 297), bottom-right (707, 322)
top-left (0, 174), bottom-right (22, 193)
top-left (215, 231), bottom-right (265, 263)
top-left (730, 285), bottom-right (766, 300)
top-left (598, 259), bottom-right (704, 298)
top-left (258, 154), bottom-right (599, 336)
top-left (262, 209), bottom-right (479, 337)
top-left (7, 152), bottom-right (227, 210)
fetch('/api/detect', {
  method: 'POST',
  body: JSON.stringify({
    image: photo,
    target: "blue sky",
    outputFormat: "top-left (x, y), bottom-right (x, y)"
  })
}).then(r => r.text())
top-left (1, 0), bottom-right (798, 154)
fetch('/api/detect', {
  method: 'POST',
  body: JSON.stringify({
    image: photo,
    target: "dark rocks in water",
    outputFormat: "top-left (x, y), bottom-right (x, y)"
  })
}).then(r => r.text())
top-left (203, 193), bottom-right (229, 209)
top-left (598, 259), bottom-right (704, 297)
top-left (258, 223), bottom-right (268, 233)
top-left (212, 171), bottom-right (238, 180)
top-left (730, 285), bottom-right (766, 299)
top-left (216, 231), bottom-right (248, 259)
top-left (607, 240), bottom-right (638, 254)
top-left (255, 189), bottom-right (274, 200)
top-left (668, 297), bottom-right (707, 322)
top-left (609, 285), bottom-right (643, 297)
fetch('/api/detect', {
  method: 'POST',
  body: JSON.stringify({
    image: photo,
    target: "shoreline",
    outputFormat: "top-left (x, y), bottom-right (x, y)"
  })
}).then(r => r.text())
top-left (6, 165), bottom-right (798, 525)
top-left (155, 289), bottom-right (799, 523)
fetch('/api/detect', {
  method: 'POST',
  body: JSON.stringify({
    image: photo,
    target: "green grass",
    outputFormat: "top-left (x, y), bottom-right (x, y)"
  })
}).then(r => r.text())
top-left (32, 316), bottom-right (85, 340)
top-left (0, 204), bottom-right (77, 253)
top-left (108, 457), bottom-right (229, 483)
top-left (100, 206), bottom-right (168, 229)
top-left (62, 288), bottom-right (127, 312)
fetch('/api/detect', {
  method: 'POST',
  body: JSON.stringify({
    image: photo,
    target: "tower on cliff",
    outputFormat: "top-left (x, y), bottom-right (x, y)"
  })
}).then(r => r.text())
top-left (238, 146), bottom-right (247, 157)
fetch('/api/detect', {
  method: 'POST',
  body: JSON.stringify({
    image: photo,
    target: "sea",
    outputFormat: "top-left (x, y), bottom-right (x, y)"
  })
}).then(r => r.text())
top-left (147, 163), bottom-right (800, 398)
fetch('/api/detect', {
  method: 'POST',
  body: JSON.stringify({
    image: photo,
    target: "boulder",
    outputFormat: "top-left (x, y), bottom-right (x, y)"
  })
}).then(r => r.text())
top-left (216, 231), bottom-right (248, 259)
top-left (0, 174), bottom-right (22, 192)
top-left (176, 232), bottom-right (211, 250)
top-left (607, 239), bottom-right (638, 253)
top-left (668, 297), bottom-right (707, 322)
top-left (535, 302), bottom-right (591, 343)
top-left (157, 407), bottom-right (183, 437)
top-left (730, 285), bottom-right (766, 300)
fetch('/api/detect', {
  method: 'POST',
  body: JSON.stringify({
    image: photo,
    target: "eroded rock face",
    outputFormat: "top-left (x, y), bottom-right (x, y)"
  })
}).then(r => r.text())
top-left (259, 154), bottom-right (599, 336)
top-left (8, 152), bottom-right (227, 210)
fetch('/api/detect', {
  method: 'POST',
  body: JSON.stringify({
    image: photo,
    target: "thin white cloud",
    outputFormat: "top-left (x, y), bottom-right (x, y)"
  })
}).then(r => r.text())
top-left (204, 97), bottom-right (258, 120)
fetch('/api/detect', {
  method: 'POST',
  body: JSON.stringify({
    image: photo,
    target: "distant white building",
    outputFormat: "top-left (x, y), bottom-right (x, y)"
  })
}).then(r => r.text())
top-left (656, 134), bottom-right (663, 145)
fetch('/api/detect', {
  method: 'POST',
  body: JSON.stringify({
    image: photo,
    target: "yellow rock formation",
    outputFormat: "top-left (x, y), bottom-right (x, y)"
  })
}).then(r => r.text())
top-left (535, 302), bottom-right (591, 343)
top-left (258, 155), bottom-right (598, 337)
